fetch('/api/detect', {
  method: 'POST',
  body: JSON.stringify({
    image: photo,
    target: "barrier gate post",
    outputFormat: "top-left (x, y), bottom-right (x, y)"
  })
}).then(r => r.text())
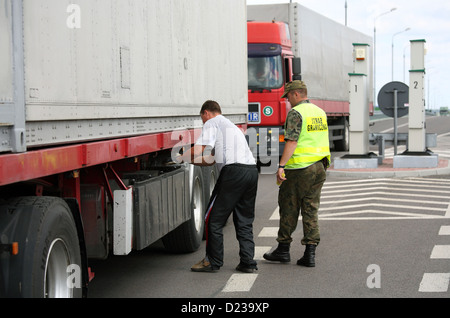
top-left (334, 43), bottom-right (379, 169)
top-left (393, 39), bottom-right (438, 168)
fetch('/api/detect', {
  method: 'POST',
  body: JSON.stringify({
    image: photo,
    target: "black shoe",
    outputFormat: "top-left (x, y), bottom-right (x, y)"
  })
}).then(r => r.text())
top-left (236, 263), bottom-right (258, 273)
top-left (297, 244), bottom-right (316, 267)
top-left (263, 243), bottom-right (291, 263)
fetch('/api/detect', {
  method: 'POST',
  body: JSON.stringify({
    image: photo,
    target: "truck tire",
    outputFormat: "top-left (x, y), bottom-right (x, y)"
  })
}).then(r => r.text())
top-left (7, 197), bottom-right (82, 298)
top-left (162, 166), bottom-right (205, 253)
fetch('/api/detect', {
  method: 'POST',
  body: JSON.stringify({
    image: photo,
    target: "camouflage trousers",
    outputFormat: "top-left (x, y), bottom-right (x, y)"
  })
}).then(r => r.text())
top-left (277, 160), bottom-right (326, 246)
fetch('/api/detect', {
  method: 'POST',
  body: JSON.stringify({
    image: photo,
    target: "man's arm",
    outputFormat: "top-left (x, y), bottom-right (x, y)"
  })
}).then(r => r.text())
top-left (178, 145), bottom-right (216, 166)
top-left (277, 140), bottom-right (297, 183)
top-left (277, 109), bottom-right (302, 184)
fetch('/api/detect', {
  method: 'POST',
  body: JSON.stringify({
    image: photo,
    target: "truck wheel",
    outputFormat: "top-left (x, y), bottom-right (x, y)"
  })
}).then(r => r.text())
top-left (201, 165), bottom-right (218, 209)
top-left (201, 165), bottom-right (218, 239)
top-left (162, 165), bottom-right (205, 253)
top-left (11, 197), bottom-right (82, 298)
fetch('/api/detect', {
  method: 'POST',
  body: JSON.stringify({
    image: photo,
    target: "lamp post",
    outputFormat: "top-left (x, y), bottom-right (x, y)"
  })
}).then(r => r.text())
top-left (392, 27), bottom-right (411, 81)
top-left (345, 0), bottom-right (348, 26)
top-left (403, 44), bottom-right (408, 83)
top-left (373, 8), bottom-right (396, 108)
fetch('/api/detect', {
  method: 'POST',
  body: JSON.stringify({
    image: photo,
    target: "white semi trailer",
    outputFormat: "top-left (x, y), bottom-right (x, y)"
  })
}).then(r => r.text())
top-left (0, 0), bottom-right (248, 298)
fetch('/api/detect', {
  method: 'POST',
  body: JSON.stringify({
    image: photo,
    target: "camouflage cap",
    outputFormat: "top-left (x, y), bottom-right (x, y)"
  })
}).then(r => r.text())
top-left (281, 80), bottom-right (307, 98)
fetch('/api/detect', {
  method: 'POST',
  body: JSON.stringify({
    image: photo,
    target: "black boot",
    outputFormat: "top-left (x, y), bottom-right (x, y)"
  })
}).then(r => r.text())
top-left (263, 243), bottom-right (291, 263)
top-left (297, 244), bottom-right (316, 267)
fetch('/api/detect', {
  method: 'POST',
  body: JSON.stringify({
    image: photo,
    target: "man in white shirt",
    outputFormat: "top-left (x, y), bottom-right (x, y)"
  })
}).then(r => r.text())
top-left (179, 100), bottom-right (258, 273)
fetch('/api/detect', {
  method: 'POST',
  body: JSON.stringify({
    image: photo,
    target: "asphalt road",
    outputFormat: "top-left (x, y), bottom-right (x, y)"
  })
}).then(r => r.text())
top-left (87, 115), bottom-right (450, 300)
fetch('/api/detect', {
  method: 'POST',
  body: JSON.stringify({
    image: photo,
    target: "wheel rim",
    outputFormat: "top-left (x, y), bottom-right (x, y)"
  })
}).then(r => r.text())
top-left (192, 177), bottom-right (203, 233)
top-left (44, 238), bottom-right (72, 298)
top-left (209, 170), bottom-right (216, 195)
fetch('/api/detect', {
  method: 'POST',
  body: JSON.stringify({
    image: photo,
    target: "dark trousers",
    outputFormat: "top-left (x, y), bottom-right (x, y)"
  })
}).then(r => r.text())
top-left (205, 164), bottom-right (258, 269)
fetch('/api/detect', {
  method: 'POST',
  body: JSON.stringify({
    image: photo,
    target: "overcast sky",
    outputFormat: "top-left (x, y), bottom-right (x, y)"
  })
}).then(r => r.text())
top-left (247, 0), bottom-right (450, 109)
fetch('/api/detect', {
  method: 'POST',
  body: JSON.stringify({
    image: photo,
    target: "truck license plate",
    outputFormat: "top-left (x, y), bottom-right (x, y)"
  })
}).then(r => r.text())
top-left (248, 112), bottom-right (259, 122)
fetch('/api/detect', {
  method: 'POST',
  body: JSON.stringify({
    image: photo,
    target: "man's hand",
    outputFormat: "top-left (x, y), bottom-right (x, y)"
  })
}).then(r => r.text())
top-left (276, 168), bottom-right (286, 185)
top-left (174, 153), bottom-right (184, 164)
top-left (176, 145), bottom-right (215, 166)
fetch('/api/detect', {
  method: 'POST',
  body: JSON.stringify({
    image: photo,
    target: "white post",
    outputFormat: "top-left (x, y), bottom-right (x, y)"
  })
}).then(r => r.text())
top-left (334, 43), bottom-right (378, 169)
top-left (348, 43), bottom-right (370, 155)
top-left (408, 40), bottom-right (426, 152)
top-left (393, 39), bottom-right (438, 168)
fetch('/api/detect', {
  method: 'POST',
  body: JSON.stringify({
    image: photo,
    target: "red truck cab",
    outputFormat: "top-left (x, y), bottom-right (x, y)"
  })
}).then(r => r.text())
top-left (247, 21), bottom-right (297, 166)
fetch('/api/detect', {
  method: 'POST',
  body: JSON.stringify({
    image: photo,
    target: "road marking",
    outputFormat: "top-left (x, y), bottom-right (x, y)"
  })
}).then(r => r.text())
top-left (430, 245), bottom-right (450, 259)
top-left (260, 176), bottom-right (450, 295)
top-left (419, 273), bottom-right (450, 292)
top-left (269, 207), bottom-right (279, 220)
top-left (255, 246), bottom-right (272, 260)
top-left (323, 186), bottom-right (450, 195)
top-left (269, 208), bottom-right (450, 221)
top-left (381, 123), bottom-right (409, 133)
top-left (321, 196), bottom-right (448, 207)
top-left (321, 210), bottom-right (448, 219)
top-left (258, 227), bottom-right (278, 237)
top-left (409, 177), bottom-right (450, 184)
top-left (322, 191), bottom-right (450, 201)
top-left (439, 225), bottom-right (450, 235)
top-left (325, 177), bottom-right (450, 186)
top-left (222, 274), bottom-right (258, 292)
top-left (315, 178), bottom-right (450, 220)
top-left (438, 132), bottom-right (450, 138)
top-left (320, 203), bottom-right (446, 213)
top-left (325, 179), bottom-right (450, 188)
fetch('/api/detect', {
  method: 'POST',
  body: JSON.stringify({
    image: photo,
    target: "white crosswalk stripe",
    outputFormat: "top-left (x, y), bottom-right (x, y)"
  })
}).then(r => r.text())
top-left (222, 274), bottom-right (258, 292)
top-left (419, 273), bottom-right (450, 292)
top-left (439, 225), bottom-right (450, 235)
top-left (430, 245), bottom-right (450, 259)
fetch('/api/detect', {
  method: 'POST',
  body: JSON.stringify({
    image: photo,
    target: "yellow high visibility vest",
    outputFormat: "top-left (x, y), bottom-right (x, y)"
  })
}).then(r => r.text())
top-left (285, 102), bottom-right (331, 169)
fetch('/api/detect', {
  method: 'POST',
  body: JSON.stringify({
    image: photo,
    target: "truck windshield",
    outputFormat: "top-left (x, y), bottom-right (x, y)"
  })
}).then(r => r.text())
top-left (248, 56), bottom-right (283, 90)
